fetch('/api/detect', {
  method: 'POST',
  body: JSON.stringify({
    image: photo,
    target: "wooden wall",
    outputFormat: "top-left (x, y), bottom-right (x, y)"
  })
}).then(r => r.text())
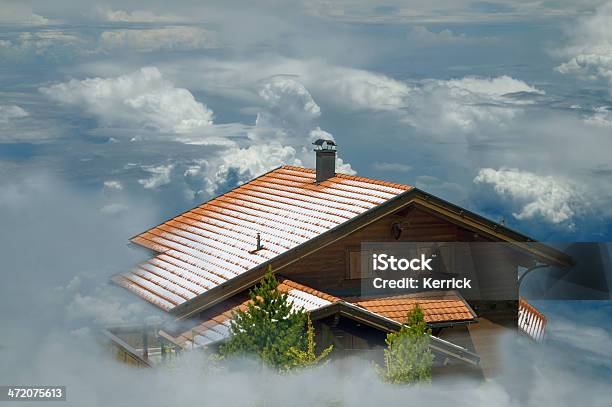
top-left (279, 205), bottom-right (522, 304)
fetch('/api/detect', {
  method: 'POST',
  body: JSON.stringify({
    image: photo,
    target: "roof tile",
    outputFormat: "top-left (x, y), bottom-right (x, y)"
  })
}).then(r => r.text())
top-left (350, 291), bottom-right (475, 324)
top-left (116, 166), bottom-right (412, 311)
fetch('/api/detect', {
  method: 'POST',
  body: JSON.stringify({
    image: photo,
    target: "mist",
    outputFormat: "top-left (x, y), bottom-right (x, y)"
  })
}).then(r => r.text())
top-left (0, 173), bottom-right (610, 407)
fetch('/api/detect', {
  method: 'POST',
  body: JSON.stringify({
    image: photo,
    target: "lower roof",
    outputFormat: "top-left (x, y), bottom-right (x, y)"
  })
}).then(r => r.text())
top-left (348, 291), bottom-right (476, 325)
top-left (158, 280), bottom-right (474, 349)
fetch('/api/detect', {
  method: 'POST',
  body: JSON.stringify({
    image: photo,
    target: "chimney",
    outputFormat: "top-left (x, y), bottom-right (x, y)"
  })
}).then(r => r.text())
top-left (312, 138), bottom-right (337, 183)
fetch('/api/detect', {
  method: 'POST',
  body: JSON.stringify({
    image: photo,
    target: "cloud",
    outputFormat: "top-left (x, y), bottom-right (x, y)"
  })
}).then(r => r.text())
top-left (100, 203), bottom-right (129, 215)
top-left (41, 67), bottom-right (214, 135)
top-left (474, 168), bottom-right (580, 225)
top-left (310, 63), bottom-right (413, 112)
top-left (408, 26), bottom-right (466, 42)
top-left (94, 7), bottom-right (182, 23)
top-left (103, 180), bottom-right (123, 191)
top-left (555, 3), bottom-right (612, 93)
top-left (583, 106), bottom-right (612, 128)
top-left (138, 164), bottom-right (174, 189)
top-left (372, 162), bottom-right (412, 172)
top-left (0, 3), bottom-right (50, 25)
top-left (166, 58), bottom-right (542, 136)
top-left (99, 27), bottom-right (218, 52)
top-left (0, 30), bottom-right (84, 58)
top-left (0, 104), bottom-right (28, 123)
top-left (174, 77), bottom-right (355, 198)
top-left (401, 75), bottom-right (543, 135)
top-left (255, 76), bottom-right (322, 139)
top-left (548, 317), bottom-right (612, 364)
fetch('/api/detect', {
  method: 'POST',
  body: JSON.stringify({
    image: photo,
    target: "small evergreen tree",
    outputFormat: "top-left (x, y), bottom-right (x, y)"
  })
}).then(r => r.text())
top-left (286, 315), bottom-right (333, 369)
top-left (219, 266), bottom-right (307, 370)
top-left (380, 303), bottom-right (434, 384)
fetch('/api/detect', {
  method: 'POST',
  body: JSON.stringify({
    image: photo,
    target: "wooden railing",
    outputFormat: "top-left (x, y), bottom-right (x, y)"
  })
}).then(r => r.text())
top-left (518, 299), bottom-right (547, 342)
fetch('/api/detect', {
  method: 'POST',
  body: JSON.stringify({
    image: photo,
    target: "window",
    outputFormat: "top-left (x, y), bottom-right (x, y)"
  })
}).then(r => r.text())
top-left (347, 249), bottom-right (372, 279)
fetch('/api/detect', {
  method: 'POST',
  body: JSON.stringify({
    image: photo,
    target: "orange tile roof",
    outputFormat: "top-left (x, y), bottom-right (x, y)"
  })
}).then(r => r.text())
top-left (349, 291), bottom-right (476, 324)
top-left (114, 166), bottom-right (412, 311)
top-left (161, 285), bottom-right (476, 349)
top-left (161, 278), bottom-right (340, 348)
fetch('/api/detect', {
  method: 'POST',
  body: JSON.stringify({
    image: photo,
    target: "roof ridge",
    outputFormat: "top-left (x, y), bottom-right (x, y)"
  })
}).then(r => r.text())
top-left (281, 164), bottom-right (412, 190)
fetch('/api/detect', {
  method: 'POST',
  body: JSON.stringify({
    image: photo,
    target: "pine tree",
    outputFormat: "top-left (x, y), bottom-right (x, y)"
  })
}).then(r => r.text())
top-left (219, 266), bottom-right (307, 371)
top-left (286, 315), bottom-right (333, 369)
top-left (380, 303), bottom-right (434, 384)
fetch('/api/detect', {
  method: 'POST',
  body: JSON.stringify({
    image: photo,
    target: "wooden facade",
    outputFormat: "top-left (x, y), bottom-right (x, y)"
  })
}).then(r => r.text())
top-left (279, 205), bottom-right (524, 322)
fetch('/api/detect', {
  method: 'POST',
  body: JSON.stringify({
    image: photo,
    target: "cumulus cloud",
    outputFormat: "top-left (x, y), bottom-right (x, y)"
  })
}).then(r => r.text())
top-left (99, 27), bottom-right (218, 52)
top-left (174, 76), bottom-right (354, 198)
top-left (255, 76), bottom-right (322, 139)
top-left (138, 164), bottom-right (174, 189)
top-left (41, 67), bottom-right (214, 135)
top-left (168, 58), bottom-right (542, 136)
top-left (311, 64), bottom-right (413, 112)
top-left (0, 104), bottom-right (29, 123)
top-left (555, 3), bottom-right (612, 93)
top-left (474, 168), bottom-right (580, 225)
top-left (39, 65), bottom-right (354, 200)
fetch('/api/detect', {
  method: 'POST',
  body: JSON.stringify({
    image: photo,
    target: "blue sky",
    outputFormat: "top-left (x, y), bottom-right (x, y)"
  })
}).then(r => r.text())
top-left (2, 1), bottom-right (612, 242)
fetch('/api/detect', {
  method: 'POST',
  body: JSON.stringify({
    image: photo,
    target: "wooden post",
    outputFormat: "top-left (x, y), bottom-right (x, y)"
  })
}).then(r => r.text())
top-left (142, 322), bottom-right (149, 361)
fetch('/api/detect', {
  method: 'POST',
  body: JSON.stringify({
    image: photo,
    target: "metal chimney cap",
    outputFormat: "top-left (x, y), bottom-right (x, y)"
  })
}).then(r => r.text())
top-left (312, 138), bottom-right (336, 150)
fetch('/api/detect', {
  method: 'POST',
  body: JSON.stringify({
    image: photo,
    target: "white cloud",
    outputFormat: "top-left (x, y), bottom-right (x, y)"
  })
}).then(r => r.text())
top-left (402, 75), bottom-right (543, 134)
top-left (41, 67), bottom-right (214, 135)
top-left (372, 162), bottom-right (412, 172)
top-left (310, 63), bottom-right (412, 112)
top-left (474, 168), bottom-right (580, 225)
top-left (138, 164), bottom-right (174, 189)
top-left (555, 3), bottom-right (612, 93)
top-left (259, 77), bottom-right (321, 119)
top-left (255, 76), bottom-right (322, 139)
top-left (444, 75), bottom-right (543, 97)
top-left (103, 180), bottom-right (123, 191)
top-left (99, 27), bottom-right (218, 52)
top-left (0, 104), bottom-right (28, 123)
top-left (168, 58), bottom-right (541, 136)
